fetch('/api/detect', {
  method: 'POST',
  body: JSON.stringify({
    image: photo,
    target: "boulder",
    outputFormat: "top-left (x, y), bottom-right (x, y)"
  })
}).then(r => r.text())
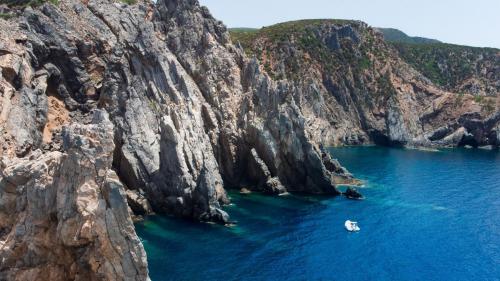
top-left (200, 207), bottom-right (230, 225)
top-left (126, 189), bottom-right (154, 220)
top-left (240, 187), bottom-right (252, 194)
top-left (264, 177), bottom-right (288, 195)
top-left (343, 187), bottom-right (364, 200)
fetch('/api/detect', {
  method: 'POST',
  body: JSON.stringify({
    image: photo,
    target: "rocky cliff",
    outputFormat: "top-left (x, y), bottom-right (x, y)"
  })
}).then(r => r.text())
top-left (0, 1), bottom-right (498, 280)
top-left (1, 1), bottom-right (352, 279)
top-left (230, 20), bottom-right (499, 147)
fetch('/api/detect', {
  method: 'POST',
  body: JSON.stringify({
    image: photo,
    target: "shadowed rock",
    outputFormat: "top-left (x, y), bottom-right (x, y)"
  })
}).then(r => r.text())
top-left (343, 187), bottom-right (364, 200)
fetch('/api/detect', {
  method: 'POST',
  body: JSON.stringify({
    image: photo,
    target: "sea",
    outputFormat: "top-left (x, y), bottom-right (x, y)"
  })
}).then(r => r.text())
top-left (136, 147), bottom-right (500, 281)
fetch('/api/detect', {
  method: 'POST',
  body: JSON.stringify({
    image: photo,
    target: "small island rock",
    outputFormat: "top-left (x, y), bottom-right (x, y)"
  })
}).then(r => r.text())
top-left (343, 187), bottom-right (364, 200)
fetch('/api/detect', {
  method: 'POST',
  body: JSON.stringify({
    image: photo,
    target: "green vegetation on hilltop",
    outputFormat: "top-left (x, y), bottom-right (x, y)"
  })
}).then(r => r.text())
top-left (392, 42), bottom-right (499, 90)
top-left (230, 19), bottom-right (389, 83)
top-left (230, 19), bottom-right (359, 53)
top-left (230, 28), bottom-right (258, 33)
top-left (378, 28), bottom-right (441, 44)
top-left (260, 19), bottom-right (356, 38)
top-left (230, 19), bottom-right (498, 97)
top-left (229, 28), bottom-right (259, 53)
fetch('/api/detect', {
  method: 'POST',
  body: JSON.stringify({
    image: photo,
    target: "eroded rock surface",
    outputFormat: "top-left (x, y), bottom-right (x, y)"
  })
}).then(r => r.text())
top-left (0, 110), bottom-right (148, 280)
top-left (1, 1), bottom-right (351, 279)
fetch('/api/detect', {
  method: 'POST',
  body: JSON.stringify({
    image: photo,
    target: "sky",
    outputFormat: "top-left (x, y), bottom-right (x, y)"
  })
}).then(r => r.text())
top-left (199, 0), bottom-right (500, 48)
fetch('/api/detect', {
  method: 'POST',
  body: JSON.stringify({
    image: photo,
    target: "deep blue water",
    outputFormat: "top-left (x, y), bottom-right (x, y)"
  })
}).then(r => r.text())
top-left (136, 147), bottom-right (500, 281)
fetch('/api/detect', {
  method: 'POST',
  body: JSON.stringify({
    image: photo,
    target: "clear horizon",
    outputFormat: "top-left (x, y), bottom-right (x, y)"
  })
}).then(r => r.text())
top-left (199, 0), bottom-right (500, 49)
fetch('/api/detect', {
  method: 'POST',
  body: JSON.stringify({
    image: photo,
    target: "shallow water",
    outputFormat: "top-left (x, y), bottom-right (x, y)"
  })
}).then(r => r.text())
top-left (136, 147), bottom-right (500, 281)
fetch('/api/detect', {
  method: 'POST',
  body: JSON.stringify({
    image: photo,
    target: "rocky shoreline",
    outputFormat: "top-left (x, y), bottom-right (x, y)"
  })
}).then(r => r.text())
top-left (0, 0), bottom-right (498, 280)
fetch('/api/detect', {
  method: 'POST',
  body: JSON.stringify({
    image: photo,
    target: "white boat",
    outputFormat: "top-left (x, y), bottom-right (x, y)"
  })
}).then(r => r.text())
top-left (345, 220), bottom-right (360, 232)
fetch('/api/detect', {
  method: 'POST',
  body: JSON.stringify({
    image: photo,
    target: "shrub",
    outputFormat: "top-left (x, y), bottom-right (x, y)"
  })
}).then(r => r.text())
top-left (0, 13), bottom-right (14, 19)
top-left (119, 0), bottom-right (137, 5)
top-left (4, 0), bottom-right (59, 8)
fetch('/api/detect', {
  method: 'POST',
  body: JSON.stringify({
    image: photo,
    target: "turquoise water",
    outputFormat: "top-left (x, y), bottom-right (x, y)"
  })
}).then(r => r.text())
top-left (136, 147), bottom-right (500, 281)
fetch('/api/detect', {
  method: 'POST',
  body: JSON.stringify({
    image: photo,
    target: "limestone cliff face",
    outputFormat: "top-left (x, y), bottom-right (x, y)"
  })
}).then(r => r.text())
top-left (231, 20), bottom-right (499, 148)
top-left (1, 1), bottom-right (350, 279)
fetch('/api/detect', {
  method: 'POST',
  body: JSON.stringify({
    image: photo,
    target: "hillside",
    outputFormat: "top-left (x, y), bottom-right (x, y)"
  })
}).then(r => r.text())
top-left (230, 19), bottom-right (376, 80)
top-left (391, 42), bottom-right (499, 96)
top-left (232, 23), bottom-right (499, 97)
top-left (376, 27), bottom-right (499, 96)
top-left (377, 28), bottom-right (441, 44)
top-left (230, 19), bottom-right (499, 147)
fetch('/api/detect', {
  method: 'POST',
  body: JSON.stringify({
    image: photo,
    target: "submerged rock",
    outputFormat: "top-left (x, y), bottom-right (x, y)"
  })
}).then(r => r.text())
top-left (343, 187), bottom-right (365, 200)
top-left (478, 145), bottom-right (495, 150)
top-left (240, 187), bottom-right (252, 194)
top-left (200, 207), bottom-right (230, 225)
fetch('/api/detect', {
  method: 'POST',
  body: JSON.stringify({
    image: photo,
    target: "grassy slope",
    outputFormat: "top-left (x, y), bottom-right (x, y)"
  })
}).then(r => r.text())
top-left (230, 20), bottom-right (499, 94)
top-left (229, 19), bottom-right (402, 104)
top-left (377, 28), bottom-right (441, 44)
top-left (229, 28), bottom-right (259, 54)
top-left (392, 42), bottom-right (499, 89)
top-left (230, 19), bottom-right (359, 52)
top-left (231, 19), bottom-right (391, 78)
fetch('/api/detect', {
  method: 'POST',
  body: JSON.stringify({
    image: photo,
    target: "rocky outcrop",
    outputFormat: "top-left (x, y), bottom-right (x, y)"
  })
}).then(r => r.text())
top-left (343, 187), bottom-right (364, 200)
top-left (247, 148), bottom-right (286, 194)
top-left (126, 189), bottom-right (153, 221)
top-left (0, 110), bottom-right (148, 280)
